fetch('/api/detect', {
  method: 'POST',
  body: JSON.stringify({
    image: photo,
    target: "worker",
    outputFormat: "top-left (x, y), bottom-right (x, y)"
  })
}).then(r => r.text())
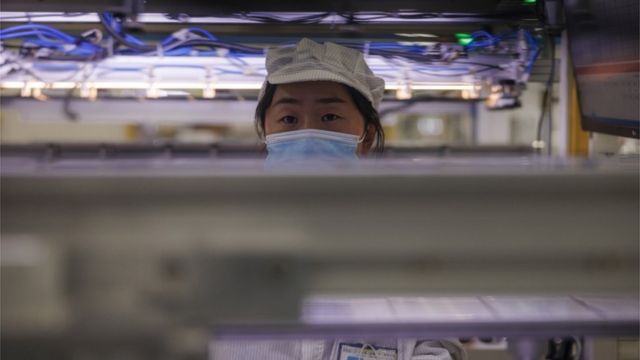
top-left (211, 38), bottom-right (467, 360)
top-left (254, 37), bottom-right (385, 167)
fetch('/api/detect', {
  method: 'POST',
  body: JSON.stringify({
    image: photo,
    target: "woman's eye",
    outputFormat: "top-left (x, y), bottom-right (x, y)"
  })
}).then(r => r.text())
top-left (279, 116), bottom-right (298, 125)
top-left (321, 113), bottom-right (341, 122)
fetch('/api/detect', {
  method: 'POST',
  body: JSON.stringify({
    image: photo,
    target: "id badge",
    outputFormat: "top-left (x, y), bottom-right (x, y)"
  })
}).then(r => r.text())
top-left (337, 343), bottom-right (397, 360)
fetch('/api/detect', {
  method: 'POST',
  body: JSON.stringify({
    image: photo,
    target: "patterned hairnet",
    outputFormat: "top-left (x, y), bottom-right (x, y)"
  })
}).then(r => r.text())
top-left (258, 38), bottom-right (385, 109)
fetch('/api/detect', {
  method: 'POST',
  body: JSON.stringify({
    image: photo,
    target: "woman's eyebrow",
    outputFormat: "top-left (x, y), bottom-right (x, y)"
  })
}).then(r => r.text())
top-left (271, 97), bottom-right (300, 107)
top-left (315, 97), bottom-right (347, 104)
top-left (271, 96), bottom-right (347, 107)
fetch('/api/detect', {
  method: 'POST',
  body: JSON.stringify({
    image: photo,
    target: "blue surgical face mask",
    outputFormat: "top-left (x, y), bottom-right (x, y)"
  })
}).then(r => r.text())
top-left (265, 129), bottom-right (363, 168)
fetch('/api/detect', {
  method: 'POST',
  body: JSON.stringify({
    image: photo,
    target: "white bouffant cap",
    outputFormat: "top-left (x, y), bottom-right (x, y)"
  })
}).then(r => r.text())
top-left (258, 38), bottom-right (385, 109)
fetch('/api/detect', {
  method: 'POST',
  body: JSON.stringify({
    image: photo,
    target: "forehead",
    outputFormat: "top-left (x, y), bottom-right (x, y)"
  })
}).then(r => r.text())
top-left (271, 81), bottom-right (353, 104)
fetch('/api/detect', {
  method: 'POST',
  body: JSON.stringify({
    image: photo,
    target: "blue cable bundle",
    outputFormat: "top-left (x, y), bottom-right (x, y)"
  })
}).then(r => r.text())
top-left (0, 12), bottom-right (539, 80)
top-left (465, 30), bottom-right (502, 50)
top-left (0, 13), bottom-right (259, 60)
top-left (99, 12), bottom-right (260, 57)
top-left (0, 23), bottom-right (104, 59)
top-left (465, 30), bottom-right (540, 74)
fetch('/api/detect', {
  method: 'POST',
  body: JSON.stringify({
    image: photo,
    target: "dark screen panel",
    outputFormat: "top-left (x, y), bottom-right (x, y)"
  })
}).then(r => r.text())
top-left (565, 0), bottom-right (639, 138)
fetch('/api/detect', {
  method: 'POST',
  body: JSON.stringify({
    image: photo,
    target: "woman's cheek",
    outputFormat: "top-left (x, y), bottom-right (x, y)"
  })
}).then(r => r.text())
top-left (337, 118), bottom-right (366, 137)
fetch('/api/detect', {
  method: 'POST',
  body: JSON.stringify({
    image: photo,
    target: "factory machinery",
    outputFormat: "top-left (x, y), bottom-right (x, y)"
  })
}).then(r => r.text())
top-left (0, 1), bottom-right (549, 108)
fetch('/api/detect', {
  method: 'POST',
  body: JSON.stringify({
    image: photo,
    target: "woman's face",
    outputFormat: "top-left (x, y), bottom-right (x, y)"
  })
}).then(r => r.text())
top-left (264, 81), bottom-right (375, 154)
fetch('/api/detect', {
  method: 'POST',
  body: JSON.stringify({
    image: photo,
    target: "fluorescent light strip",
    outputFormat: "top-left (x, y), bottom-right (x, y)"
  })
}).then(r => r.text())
top-left (1, 81), bottom-right (474, 91)
top-left (386, 82), bottom-right (475, 91)
top-left (0, 81), bottom-right (264, 90)
top-left (0, 12), bottom-right (465, 24)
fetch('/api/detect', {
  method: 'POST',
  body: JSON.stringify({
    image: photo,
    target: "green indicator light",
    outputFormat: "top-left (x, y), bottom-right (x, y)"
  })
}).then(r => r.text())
top-left (458, 38), bottom-right (473, 46)
top-left (455, 33), bottom-right (473, 46)
top-left (523, 0), bottom-right (536, 4)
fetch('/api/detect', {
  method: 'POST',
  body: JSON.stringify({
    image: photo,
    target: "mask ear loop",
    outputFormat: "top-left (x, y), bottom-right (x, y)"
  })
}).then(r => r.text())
top-left (357, 124), bottom-right (370, 144)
